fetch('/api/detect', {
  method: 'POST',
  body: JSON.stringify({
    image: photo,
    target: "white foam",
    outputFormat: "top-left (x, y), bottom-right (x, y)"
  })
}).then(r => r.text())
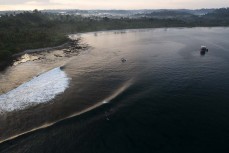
top-left (0, 67), bottom-right (70, 113)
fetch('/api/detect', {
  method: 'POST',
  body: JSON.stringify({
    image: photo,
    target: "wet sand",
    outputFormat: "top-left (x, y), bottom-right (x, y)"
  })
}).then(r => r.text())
top-left (0, 37), bottom-right (91, 142)
top-left (0, 38), bottom-right (88, 95)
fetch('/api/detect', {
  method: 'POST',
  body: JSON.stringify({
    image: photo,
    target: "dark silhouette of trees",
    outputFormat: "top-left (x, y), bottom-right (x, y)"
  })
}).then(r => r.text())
top-left (0, 8), bottom-right (229, 61)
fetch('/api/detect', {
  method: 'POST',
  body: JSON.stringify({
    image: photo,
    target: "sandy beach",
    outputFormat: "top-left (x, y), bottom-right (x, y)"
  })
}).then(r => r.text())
top-left (0, 38), bottom-right (88, 95)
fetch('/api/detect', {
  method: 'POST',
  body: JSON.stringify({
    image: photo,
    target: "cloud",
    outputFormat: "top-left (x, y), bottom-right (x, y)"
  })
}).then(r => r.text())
top-left (25, 1), bottom-right (47, 5)
top-left (0, 0), bottom-right (48, 5)
top-left (0, 0), bottom-right (228, 10)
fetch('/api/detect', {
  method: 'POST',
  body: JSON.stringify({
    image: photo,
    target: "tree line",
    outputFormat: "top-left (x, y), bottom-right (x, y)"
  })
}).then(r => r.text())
top-left (0, 8), bottom-right (229, 61)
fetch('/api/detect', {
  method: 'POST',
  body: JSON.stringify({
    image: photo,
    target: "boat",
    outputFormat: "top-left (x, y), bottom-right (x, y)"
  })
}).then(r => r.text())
top-left (121, 58), bottom-right (127, 63)
top-left (200, 46), bottom-right (208, 55)
top-left (200, 46), bottom-right (208, 52)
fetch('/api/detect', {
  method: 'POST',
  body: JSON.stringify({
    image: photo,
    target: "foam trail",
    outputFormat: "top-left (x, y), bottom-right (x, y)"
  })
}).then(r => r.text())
top-left (0, 67), bottom-right (70, 114)
top-left (0, 79), bottom-right (133, 144)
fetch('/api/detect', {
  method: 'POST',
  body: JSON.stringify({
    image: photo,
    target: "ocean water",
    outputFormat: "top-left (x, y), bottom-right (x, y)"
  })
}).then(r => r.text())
top-left (1, 28), bottom-right (229, 153)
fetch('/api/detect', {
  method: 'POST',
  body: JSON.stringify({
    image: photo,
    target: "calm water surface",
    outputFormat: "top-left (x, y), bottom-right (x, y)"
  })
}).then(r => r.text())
top-left (1, 27), bottom-right (229, 153)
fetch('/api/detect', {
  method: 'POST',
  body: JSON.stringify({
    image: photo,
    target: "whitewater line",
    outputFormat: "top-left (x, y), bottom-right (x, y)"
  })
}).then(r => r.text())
top-left (0, 67), bottom-right (70, 114)
top-left (0, 79), bottom-right (133, 144)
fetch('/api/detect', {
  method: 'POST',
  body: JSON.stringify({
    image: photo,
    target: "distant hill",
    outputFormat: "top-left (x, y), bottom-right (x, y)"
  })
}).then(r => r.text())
top-left (0, 9), bottom-right (219, 18)
top-left (204, 8), bottom-right (229, 18)
top-left (181, 9), bottom-right (215, 15)
top-left (134, 10), bottom-right (195, 19)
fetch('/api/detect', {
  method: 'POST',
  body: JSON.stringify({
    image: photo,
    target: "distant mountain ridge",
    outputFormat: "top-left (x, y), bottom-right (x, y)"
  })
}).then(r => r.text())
top-left (0, 8), bottom-right (220, 18)
top-left (204, 8), bottom-right (229, 18)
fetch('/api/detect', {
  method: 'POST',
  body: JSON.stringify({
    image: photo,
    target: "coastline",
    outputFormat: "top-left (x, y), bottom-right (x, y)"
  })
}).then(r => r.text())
top-left (0, 38), bottom-right (87, 72)
top-left (12, 42), bottom-right (70, 57)
top-left (1, 26), bottom-right (229, 70)
top-left (1, 26), bottom-right (229, 71)
top-left (72, 26), bottom-right (229, 36)
top-left (0, 37), bottom-right (88, 95)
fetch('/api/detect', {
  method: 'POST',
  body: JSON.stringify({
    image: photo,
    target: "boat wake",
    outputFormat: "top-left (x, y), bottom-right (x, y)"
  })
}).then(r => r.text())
top-left (0, 79), bottom-right (133, 144)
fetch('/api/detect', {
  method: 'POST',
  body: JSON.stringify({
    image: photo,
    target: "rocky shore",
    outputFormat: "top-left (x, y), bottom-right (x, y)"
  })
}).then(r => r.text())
top-left (0, 37), bottom-right (89, 95)
top-left (0, 38), bottom-right (88, 71)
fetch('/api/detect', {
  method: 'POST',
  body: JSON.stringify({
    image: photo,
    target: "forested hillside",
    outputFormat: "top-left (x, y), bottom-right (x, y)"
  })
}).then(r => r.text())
top-left (0, 8), bottom-right (229, 61)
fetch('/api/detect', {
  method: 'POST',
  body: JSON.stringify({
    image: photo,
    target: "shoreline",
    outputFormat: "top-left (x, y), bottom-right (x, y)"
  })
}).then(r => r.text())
top-left (70, 26), bottom-right (229, 36)
top-left (12, 42), bottom-right (70, 57)
top-left (0, 38), bottom-right (88, 95)
top-left (0, 38), bottom-right (86, 72)
top-left (1, 26), bottom-right (228, 71)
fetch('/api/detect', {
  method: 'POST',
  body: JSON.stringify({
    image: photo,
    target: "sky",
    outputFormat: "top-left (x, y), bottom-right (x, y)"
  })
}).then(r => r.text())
top-left (0, 0), bottom-right (228, 11)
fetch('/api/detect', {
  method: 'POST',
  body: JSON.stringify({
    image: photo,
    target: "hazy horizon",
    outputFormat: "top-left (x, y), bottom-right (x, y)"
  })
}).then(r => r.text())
top-left (0, 0), bottom-right (228, 11)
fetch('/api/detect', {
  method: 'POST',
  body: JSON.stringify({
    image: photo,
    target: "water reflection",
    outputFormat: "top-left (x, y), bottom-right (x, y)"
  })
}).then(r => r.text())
top-left (1, 28), bottom-right (229, 150)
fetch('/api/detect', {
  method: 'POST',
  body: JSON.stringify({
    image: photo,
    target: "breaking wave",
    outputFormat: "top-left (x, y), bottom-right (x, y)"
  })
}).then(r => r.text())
top-left (0, 67), bottom-right (70, 113)
top-left (0, 79), bottom-right (133, 144)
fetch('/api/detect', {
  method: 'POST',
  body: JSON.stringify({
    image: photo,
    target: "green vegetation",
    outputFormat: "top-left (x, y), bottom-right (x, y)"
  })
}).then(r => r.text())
top-left (0, 10), bottom-right (68, 60)
top-left (0, 8), bottom-right (229, 61)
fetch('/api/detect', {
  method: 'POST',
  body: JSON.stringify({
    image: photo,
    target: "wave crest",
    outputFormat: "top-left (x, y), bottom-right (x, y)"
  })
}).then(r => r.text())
top-left (0, 67), bottom-right (70, 113)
